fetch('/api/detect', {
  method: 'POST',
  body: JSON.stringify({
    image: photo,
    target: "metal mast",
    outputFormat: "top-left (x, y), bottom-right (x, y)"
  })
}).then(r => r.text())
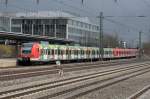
top-left (99, 12), bottom-right (104, 61)
top-left (138, 31), bottom-right (142, 59)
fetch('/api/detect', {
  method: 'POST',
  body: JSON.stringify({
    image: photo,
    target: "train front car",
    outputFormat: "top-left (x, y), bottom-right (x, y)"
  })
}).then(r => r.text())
top-left (17, 42), bottom-right (40, 65)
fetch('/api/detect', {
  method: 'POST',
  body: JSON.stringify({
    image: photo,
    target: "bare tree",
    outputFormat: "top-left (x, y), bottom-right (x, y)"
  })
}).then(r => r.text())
top-left (103, 33), bottom-right (120, 48)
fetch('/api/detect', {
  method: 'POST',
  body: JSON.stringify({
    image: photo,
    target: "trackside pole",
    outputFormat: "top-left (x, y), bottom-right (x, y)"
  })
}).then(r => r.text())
top-left (98, 12), bottom-right (104, 61)
top-left (56, 60), bottom-right (63, 76)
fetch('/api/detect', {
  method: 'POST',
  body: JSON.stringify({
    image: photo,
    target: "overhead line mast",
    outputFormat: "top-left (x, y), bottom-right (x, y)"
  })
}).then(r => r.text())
top-left (98, 12), bottom-right (104, 61)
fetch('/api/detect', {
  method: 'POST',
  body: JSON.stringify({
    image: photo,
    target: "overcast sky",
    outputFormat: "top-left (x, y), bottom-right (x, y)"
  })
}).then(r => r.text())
top-left (0, 0), bottom-right (150, 45)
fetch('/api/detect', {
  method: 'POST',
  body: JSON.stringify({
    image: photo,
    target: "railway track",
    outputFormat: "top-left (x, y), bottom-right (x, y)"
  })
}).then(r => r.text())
top-left (0, 59), bottom-right (145, 81)
top-left (0, 62), bottom-right (150, 99)
top-left (127, 85), bottom-right (150, 99)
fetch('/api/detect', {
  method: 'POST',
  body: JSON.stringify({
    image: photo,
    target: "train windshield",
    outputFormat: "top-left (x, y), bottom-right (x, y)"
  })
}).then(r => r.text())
top-left (22, 43), bottom-right (33, 54)
top-left (22, 50), bottom-right (31, 54)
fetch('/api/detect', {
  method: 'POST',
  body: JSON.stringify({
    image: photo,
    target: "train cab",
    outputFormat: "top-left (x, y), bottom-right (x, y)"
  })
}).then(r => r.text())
top-left (17, 42), bottom-right (40, 65)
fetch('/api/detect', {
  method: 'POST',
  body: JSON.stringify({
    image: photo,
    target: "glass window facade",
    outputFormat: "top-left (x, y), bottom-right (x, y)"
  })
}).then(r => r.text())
top-left (10, 16), bottom-right (99, 47)
top-left (0, 17), bottom-right (10, 32)
top-left (67, 19), bottom-right (99, 47)
top-left (11, 18), bottom-right (67, 38)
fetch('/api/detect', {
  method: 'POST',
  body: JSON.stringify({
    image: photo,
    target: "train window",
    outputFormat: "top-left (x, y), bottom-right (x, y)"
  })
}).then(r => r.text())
top-left (49, 49), bottom-right (51, 55)
top-left (71, 50), bottom-right (73, 54)
top-left (45, 49), bottom-right (47, 55)
top-left (47, 49), bottom-right (49, 55)
top-left (61, 50), bottom-right (63, 55)
top-left (52, 49), bottom-right (54, 55)
top-left (108, 51), bottom-right (110, 54)
top-left (74, 50), bottom-right (76, 55)
top-left (78, 50), bottom-right (81, 55)
top-left (55, 49), bottom-right (57, 55)
top-left (117, 51), bottom-right (119, 55)
top-left (77, 50), bottom-right (79, 54)
top-left (22, 50), bottom-right (31, 54)
top-left (66, 49), bottom-right (68, 55)
top-left (59, 49), bottom-right (61, 55)
top-left (44, 49), bottom-right (47, 55)
top-left (70, 50), bottom-right (71, 55)
top-left (87, 50), bottom-right (88, 55)
top-left (92, 50), bottom-right (94, 55)
top-left (63, 50), bottom-right (66, 55)
top-left (48, 49), bottom-right (50, 55)
top-left (50, 49), bottom-right (51, 55)
top-left (62, 50), bottom-right (66, 55)
top-left (43, 49), bottom-right (44, 54)
top-left (104, 51), bottom-right (107, 55)
top-left (76, 50), bottom-right (77, 55)
top-left (97, 50), bottom-right (99, 55)
top-left (42, 49), bottom-right (44, 54)
top-left (43, 49), bottom-right (45, 55)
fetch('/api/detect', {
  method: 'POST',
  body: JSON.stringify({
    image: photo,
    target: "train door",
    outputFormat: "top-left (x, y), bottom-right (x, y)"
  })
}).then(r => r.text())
top-left (44, 48), bottom-right (48, 60)
top-left (54, 48), bottom-right (58, 60)
top-left (51, 49), bottom-right (54, 60)
top-left (71, 49), bottom-right (74, 60)
top-left (78, 48), bottom-right (81, 59)
top-left (62, 48), bottom-right (66, 60)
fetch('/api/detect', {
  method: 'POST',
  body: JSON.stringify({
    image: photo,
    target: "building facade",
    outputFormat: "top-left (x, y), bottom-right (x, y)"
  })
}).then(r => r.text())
top-left (0, 16), bottom-right (11, 32)
top-left (1, 11), bottom-right (99, 47)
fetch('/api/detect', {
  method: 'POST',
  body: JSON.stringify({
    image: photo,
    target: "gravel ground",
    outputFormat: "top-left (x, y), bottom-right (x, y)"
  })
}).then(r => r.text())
top-left (137, 89), bottom-right (150, 99)
top-left (0, 62), bottom-right (141, 87)
top-left (77, 69), bottom-right (150, 99)
top-left (1, 62), bottom-right (150, 99)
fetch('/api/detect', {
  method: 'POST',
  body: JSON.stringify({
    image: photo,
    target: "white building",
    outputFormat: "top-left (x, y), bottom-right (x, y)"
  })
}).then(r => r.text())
top-left (0, 11), bottom-right (100, 46)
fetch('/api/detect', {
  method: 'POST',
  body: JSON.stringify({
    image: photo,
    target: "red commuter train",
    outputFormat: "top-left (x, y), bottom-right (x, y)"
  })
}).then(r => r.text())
top-left (17, 42), bottom-right (138, 65)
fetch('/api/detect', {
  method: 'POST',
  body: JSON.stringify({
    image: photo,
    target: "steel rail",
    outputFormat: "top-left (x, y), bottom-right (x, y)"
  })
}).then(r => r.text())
top-left (0, 59), bottom-right (145, 81)
top-left (0, 62), bottom-right (149, 99)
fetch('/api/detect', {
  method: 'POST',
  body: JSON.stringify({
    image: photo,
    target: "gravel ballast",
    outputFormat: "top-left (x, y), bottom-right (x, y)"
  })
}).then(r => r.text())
top-left (77, 70), bottom-right (150, 99)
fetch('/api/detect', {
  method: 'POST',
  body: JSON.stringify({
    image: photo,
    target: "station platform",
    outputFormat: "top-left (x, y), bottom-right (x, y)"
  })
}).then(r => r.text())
top-left (0, 58), bottom-right (16, 68)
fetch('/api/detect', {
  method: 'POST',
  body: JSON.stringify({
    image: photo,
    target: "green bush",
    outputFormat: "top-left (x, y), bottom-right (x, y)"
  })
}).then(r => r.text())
top-left (0, 45), bottom-right (16, 58)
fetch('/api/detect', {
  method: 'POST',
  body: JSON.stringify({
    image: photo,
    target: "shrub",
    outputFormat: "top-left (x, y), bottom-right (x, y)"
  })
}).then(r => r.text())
top-left (0, 45), bottom-right (16, 58)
